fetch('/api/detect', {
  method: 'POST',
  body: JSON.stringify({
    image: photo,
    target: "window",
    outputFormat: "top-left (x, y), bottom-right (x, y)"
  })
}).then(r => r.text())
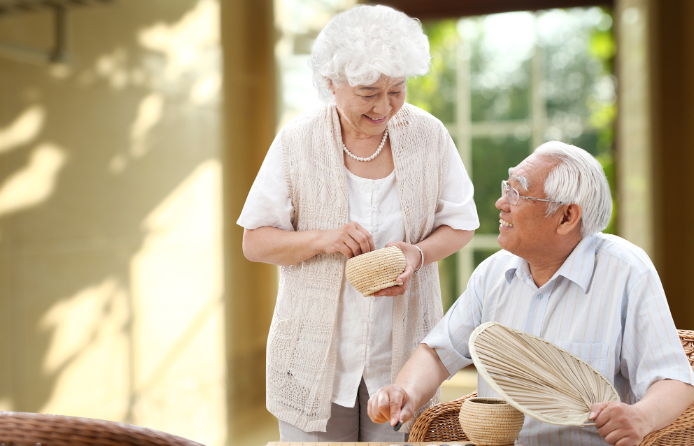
top-left (408, 8), bottom-right (616, 309)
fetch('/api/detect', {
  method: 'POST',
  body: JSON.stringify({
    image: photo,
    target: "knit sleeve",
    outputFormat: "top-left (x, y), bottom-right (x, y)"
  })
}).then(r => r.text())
top-left (236, 130), bottom-right (295, 231)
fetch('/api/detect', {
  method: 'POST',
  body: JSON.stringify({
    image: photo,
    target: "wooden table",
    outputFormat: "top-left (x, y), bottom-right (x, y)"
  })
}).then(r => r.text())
top-left (268, 443), bottom-right (475, 446)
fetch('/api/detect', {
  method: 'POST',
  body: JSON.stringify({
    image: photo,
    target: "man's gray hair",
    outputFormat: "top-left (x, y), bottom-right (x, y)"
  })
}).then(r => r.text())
top-left (308, 5), bottom-right (431, 103)
top-left (534, 141), bottom-right (612, 237)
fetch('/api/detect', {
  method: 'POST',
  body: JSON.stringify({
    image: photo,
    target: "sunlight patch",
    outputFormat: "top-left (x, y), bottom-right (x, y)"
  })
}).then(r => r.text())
top-left (0, 106), bottom-right (45, 154)
top-left (0, 143), bottom-right (66, 216)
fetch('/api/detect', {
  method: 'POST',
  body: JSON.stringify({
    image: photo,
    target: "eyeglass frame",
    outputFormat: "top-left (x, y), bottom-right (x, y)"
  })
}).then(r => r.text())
top-left (501, 180), bottom-right (566, 206)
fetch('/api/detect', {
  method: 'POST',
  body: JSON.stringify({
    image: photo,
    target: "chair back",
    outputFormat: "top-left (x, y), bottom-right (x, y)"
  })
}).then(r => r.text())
top-left (678, 329), bottom-right (694, 369)
top-left (0, 411), bottom-right (204, 446)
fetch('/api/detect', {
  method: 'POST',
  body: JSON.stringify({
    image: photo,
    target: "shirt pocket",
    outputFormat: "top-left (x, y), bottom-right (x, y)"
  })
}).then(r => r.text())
top-left (557, 341), bottom-right (609, 378)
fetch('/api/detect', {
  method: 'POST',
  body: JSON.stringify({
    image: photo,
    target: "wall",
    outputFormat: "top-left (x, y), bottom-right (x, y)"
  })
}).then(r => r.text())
top-left (0, 1), bottom-right (226, 444)
top-left (649, 0), bottom-right (694, 330)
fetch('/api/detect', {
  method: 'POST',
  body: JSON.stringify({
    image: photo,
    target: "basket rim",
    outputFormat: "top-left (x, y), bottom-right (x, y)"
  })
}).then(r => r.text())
top-left (468, 321), bottom-right (621, 427)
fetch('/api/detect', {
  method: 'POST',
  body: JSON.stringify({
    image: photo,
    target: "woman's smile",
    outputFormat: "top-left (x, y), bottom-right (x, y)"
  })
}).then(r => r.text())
top-left (365, 115), bottom-right (388, 124)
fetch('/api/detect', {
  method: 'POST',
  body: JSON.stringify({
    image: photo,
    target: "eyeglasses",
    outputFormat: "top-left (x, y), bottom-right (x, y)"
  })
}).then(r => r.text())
top-left (501, 180), bottom-right (565, 206)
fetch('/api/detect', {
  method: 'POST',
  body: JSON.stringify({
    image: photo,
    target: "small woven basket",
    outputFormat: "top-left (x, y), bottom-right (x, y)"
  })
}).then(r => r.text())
top-left (345, 246), bottom-right (406, 296)
top-left (459, 397), bottom-right (524, 446)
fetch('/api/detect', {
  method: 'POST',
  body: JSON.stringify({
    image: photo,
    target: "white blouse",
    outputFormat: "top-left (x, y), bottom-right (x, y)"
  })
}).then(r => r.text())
top-left (238, 129), bottom-right (479, 407)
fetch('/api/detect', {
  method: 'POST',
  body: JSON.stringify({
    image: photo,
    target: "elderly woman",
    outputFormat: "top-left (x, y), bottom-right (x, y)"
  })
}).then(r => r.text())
top-left (238, 4), bottom-right (479, 442)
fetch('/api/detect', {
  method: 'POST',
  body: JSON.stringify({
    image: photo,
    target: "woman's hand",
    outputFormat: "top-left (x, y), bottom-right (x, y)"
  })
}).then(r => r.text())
top-left (318, 222), bottom-right (375, 258)
top-left (373, 241), bottom-right (422, 297)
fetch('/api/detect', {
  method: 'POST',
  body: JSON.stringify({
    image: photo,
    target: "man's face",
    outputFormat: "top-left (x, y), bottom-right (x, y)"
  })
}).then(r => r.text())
top-left (495, 154), bottom-right (559, 260)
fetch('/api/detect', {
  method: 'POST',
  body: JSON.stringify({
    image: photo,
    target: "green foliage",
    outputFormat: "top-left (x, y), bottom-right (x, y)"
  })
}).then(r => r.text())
top-left (472, 136), bottom-right (531, 233)
top-left (407, 20), bottom-right (458, 122)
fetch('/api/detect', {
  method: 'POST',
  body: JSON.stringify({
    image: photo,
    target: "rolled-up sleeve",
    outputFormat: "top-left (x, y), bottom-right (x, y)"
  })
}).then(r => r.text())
top-left (621, 269), bottom-right (694, 399)
top-left (422, 271), bottom-right (485, 378)
top-left (237, 130), bottom-right (294, 231)
top-left (434, 137), bottom-right (479, 231)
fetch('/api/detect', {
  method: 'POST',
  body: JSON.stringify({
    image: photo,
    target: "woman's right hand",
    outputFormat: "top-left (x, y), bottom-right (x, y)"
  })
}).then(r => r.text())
top-left (318, 222), bottom-right (374, 258)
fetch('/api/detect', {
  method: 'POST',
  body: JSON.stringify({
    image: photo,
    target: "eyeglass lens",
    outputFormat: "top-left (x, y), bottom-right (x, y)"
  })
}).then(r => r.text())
top-left (502, 180), bottom-right (518, 205)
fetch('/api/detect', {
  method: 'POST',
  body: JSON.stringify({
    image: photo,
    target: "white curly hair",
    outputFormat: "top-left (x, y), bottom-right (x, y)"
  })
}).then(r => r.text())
top-left (308, 4), bottom-right (431, 102)
top-left (533, 141), bottom-right (613, 237)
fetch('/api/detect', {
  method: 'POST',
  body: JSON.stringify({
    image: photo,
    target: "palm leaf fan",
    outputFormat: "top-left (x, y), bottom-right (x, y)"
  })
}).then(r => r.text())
top-left (469, 321), bottom-right (620, 426)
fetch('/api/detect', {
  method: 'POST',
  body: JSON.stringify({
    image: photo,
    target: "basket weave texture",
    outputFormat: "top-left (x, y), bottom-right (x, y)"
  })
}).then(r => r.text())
top-left (470, 322), bottom-right (620, 426)
top-left (0, 411), bottom-right (204, 446)
top-left (345, 246), bottom-right (406, 296)
top-left (458, 397), bottom-right (524, 446)
top-left (410, 329), bottom-right (694, 445)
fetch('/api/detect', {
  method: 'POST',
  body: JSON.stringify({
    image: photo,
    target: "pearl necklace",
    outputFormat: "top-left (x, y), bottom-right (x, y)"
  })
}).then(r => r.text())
top-left (342, 130), bottom-right (388, 162)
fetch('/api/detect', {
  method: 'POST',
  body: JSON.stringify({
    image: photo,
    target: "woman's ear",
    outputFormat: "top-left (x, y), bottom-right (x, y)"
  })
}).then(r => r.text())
top-left (557, 203), bottom-right (583, 235)
top-left (328, 78), bottom-right (336, 94)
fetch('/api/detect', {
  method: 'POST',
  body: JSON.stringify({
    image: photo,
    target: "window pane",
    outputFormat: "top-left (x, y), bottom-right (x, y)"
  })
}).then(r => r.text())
top-left (407, 20), bottom-right (458, 123)
top-left (438, 255), bottom-right (458, 312)
top-left (472, 135), bottom-right (530, 233)
top-left (540, 8), bottom-right (615, 120)
top-left (464, 13), bottom-right (533, 122)
top-left (474, 248), bottom-right (501, 269)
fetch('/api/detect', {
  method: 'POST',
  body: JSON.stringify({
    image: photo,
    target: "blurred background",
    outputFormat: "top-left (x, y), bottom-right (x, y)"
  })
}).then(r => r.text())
top-left (0, 0), bottom-right (692, 445)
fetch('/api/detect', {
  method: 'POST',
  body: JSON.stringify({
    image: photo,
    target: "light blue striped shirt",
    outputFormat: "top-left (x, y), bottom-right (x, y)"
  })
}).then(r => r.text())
top-left (423, 233), bottom-right (694, 445)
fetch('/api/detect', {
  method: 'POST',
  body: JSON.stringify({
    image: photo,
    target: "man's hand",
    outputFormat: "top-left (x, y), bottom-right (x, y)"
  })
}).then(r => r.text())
top-left (367, 384), bottom-right (415, 427)
top-left (590, 401), bottom-right (651, 446)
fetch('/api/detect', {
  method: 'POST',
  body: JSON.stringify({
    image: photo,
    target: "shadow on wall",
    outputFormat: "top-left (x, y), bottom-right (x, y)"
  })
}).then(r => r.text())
top-left (0, 0), bottom-right (225, 444)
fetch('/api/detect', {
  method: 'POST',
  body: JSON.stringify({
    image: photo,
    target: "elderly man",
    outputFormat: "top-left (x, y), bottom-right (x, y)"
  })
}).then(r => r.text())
top-left (368, 141), bottom-right (694, 446)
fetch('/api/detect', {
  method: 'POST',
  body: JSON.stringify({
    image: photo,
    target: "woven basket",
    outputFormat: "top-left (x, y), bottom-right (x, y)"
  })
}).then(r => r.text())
top-left (345, 246), bottom-right (406, 296)
top-left (459, 397), bottom-right (524, 446)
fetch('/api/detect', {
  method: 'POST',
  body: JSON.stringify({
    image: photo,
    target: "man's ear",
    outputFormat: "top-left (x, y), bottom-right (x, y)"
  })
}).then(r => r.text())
top-left (328, 78), bottom-right (336, 94)
top-left (557, 203), bottom-right (583, 235)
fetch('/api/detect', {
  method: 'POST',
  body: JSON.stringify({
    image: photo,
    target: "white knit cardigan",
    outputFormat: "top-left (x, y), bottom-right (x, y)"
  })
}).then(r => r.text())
top-left (267, 103), bottom-right (449, 432)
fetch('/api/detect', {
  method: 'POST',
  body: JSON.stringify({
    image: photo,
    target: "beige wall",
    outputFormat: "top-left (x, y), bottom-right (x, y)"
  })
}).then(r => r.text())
top-left (0, 1), bottom-right (227, 444)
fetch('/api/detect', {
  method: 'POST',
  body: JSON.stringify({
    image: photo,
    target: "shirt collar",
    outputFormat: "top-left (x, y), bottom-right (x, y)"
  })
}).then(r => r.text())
top-left (504, 255), bottom-right (529, 282)
top-left (503, 235), bottom-right (597, 293)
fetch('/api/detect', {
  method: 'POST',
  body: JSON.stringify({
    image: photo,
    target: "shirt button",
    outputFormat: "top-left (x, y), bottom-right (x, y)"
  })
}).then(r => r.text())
top-left (373, 185), bottom-right (379, 190)
top-left (537, 294), bottom-right (543, 300)
top-left (365, 361), bottom-right (370, 366)
top-left (372, 207), bottom-right (377, 213)
top-left (373, 227), bottom-right (378, 232)
top-left (367, 317), bottom-right (373, 322)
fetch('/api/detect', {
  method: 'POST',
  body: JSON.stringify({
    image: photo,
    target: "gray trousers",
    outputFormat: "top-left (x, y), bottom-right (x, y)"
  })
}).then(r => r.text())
top-left (278, 378), bottom-right (409, 442)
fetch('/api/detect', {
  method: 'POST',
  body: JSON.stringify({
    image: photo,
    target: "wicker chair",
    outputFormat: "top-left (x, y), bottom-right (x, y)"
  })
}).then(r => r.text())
top-left (410, 329), bottom-right (694, 446)
top-left (0, 411), bottom-right (204, 446)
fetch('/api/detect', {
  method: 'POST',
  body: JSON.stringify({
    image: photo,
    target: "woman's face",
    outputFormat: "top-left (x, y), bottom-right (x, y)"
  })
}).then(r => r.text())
top-left (330, 76), bottom-right (406, 137)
